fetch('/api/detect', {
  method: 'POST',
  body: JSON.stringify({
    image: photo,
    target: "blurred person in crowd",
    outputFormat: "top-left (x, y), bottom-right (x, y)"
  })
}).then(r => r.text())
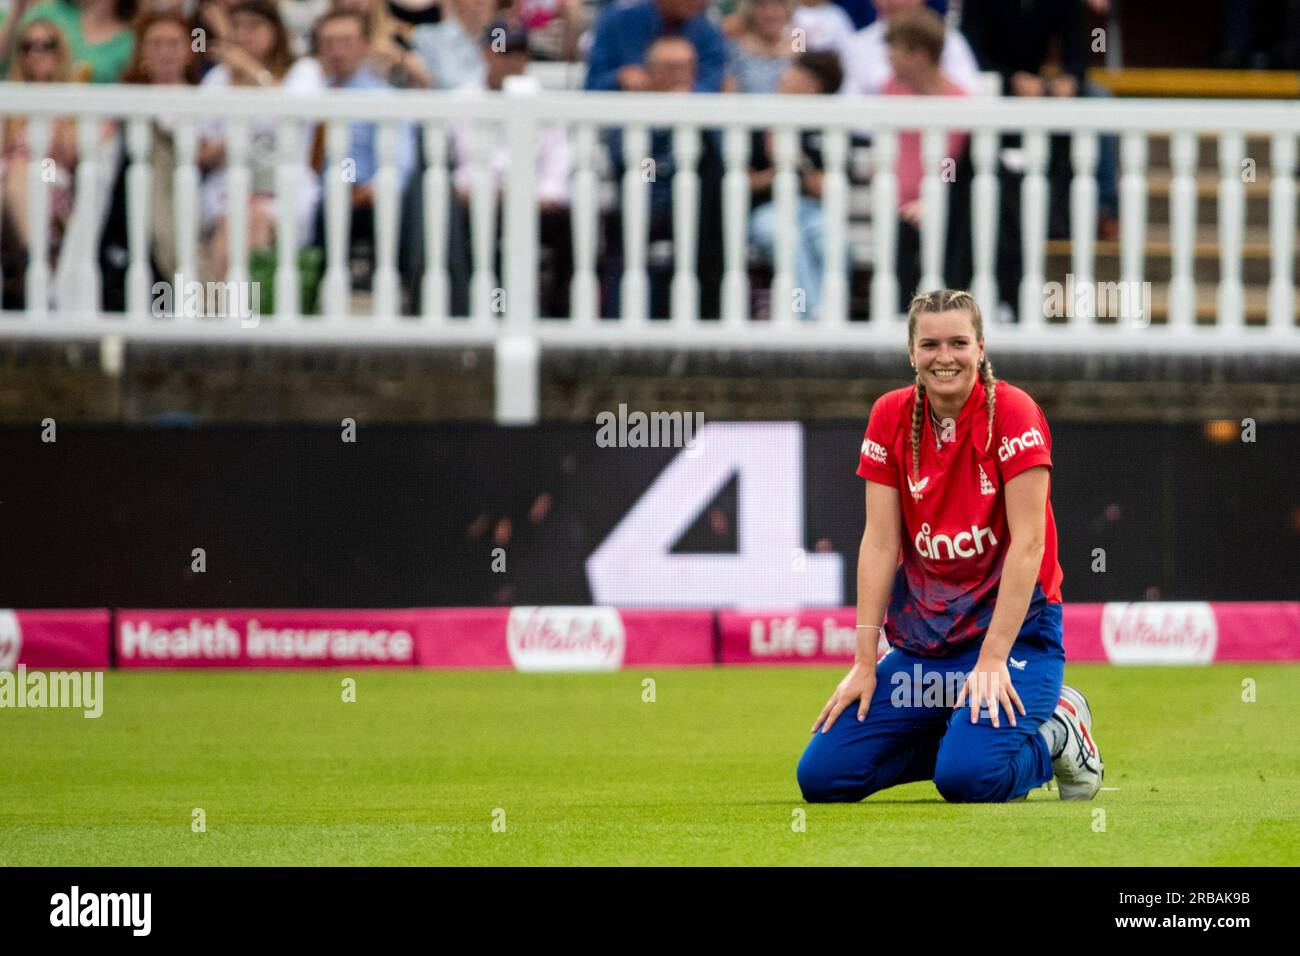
top-left (790, 0), bottom-right (854, 61)
top-left (746, 51), bottom-right (846, 320)
top-left (193, 0), bottom-right (243, 77)
top-left (882, 6), bottom-right (969, 311)
top-left (584, 0), bottom-right (725, 93)
top-left (723, 0), bottom-right (795, 94)
top-left (841, 0), bottom-right (977, 95)
top-left (386, 0), bottom-right (443, 26)
top-left (0, 16), bottom-right (80, 305)
top-left (833, 0), bottom-right (945, 31)
top-left (99, 8), bottom-right (199, 307)
top-left (447, 17), bottom-right (573, 316)
top-left (328, 0), bottom-right (430, 86)
top-left (314, 7), bottom-right (417, 284)
top-left (503, 0), bottom-right (584, 60)
top-left (197, 0), bottom-right (325, 283)
top-left (600, 35), bottom-right (725, 319)
top-left (411, 0), bottom-right (496, 88)
top-left (279, 0), bottom-right (330, 54)
top-left (960, 0), bottom-right (1116, 239)
top-left (0, 0), bottom-right (135, 81)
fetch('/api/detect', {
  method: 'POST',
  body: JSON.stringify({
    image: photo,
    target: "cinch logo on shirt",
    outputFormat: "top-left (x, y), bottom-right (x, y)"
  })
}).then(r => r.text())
top-left (914, 522), bottom-right (998, 561)
top-left (862, 438), bottom-right (888, 465)
top-left (997, 427), bottom-right (1046, 463)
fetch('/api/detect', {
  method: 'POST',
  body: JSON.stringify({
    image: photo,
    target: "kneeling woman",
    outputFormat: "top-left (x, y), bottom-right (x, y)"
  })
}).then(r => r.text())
top-left (798, 289), bottom-right (1103, 803)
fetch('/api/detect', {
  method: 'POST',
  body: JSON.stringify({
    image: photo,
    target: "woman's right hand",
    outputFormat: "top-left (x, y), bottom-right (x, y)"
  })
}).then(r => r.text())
top-left (811, 662), bottom-right (877, 735)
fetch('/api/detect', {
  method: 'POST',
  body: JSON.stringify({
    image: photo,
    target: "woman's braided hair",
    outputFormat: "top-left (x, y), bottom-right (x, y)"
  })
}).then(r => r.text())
top-left (907, 289), bottom-right (998, 484)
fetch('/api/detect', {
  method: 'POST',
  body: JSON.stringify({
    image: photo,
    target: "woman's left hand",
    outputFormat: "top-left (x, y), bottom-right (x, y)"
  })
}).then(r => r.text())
top-left (954, 653), bottom-right (1025, 728)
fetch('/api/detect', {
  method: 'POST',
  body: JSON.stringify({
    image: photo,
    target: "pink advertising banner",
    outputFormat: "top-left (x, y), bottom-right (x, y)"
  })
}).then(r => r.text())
top-left (116, 609), bottom-right (420, 668)
top-left (3, 610), bottom-right (111, 669)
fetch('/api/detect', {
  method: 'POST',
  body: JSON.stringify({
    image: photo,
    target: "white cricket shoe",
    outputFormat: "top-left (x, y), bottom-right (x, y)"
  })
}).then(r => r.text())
top-left (1050, 685), bottom-right (1104, 800)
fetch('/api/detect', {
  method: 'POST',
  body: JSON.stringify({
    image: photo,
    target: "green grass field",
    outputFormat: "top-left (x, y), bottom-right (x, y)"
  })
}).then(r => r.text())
top-left (1, 664), bottom-right (1297, 866)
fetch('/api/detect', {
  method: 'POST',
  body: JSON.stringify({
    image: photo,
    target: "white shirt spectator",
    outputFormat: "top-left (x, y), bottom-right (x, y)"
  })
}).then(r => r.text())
top-left (451, 120), bottom-right (572, 206)
top-left (791, 2), bottom-right (855, 65)
top-left (411, 16), bottom-right (487, 90)
top-left (197, 57), bottom-right (325, 243)
top-left (840, 19), bottom-right (981, 96)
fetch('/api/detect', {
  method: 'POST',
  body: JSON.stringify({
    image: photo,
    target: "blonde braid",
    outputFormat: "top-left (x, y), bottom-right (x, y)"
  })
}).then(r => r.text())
top-left (980, 356), bottom-right (998, 454)
top-left (910, 369), bottom-right (926, 483)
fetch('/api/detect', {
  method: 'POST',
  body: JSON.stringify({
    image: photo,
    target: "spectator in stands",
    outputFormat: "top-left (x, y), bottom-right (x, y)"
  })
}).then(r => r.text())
top-left (723, 0), bottom-right (795, 95)
top-left (280, 0), bottom-right (331, 55)
top-left (0, 0), bottom-right (136, 82)
top-left (318, 8), bottom-right (417, 193)
top-left (447, 17), bottom-right (573, 316)
top-left (328, 0), bottom-right (430, 86)
top-left (746, 51), bottom-right (846, 320)
top-left (840, 0), bottom-right (978, 95)
top-left (882, 6), bottom-right (969, 310)
top-left (0, 16), bottom-right (80, 304)
top-left (411, 0), bottom-right (496, 88)
top-left (197, 0), bottom-right (325, 284)
top-left (506, 0), bottom-right (586, 61)
top-left (583, 0), bottom-right (725, 93)
top-left (600, 35), bottom-right (725, 319)
top-left (790, 0), bottom-right (854, 61)
top-left (99, 8), bottom-right (200, 305)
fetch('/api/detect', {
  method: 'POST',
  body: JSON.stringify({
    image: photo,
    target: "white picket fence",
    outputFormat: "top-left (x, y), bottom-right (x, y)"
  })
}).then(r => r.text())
top-left (1, 80), bottom-right (1298, 420)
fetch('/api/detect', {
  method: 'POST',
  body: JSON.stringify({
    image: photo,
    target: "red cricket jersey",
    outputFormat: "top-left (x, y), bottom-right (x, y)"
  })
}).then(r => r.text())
top-left (856, 377), bottom-right (1063, 657)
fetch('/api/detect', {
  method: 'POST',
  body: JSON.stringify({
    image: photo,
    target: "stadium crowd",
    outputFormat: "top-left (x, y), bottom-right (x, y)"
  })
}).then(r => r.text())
top-left (0, 0), bottom-right (1247, 319)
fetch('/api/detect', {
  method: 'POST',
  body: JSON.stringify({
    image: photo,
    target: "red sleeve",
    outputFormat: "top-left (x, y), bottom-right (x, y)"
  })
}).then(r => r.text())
top-left (994, 385), bottom-right (1053, 483)
top-left (855, 393), bottom-right (901, 487)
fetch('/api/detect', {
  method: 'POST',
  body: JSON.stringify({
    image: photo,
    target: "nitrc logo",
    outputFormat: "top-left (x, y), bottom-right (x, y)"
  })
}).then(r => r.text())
top-left (997, 427), bottom-right (1045, 463)
top-left (914, 522), bottom-right (998, 561)
top-left (862, 438), bottom-right (888, 466)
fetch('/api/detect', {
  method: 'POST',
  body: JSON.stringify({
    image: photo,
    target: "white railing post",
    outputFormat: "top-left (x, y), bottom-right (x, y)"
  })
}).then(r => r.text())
top-left (1216, 131), bottom-right (1245, 329)
top-left (497, 75), bottom-right (541, 424)
top-left (1268, 133), bottom-right (1296, 332)
top-left (918, 128), bottom-right (949, 292)
top-left (969, 129), bottom-right (999, 320)
top-left (771, 126), bottom-right (799, 326)
top-left (173, 119), bottom-right (199, 316)
top-left (373, 122), bottom-right (401, 321)
top-left (273, 120), bottom-right (302, 323)
top-left (24, 118), bottom-right (52, 317)
top-left (1168, 130), bottom-right (1198, 328)
top-left (570, 123), bottom-right (598, 325)
top-left (870, 129), bottom-right (899, 324)
top-left (321, 121), bottom-right (351, 321)
top-left (67, 115), bottom-right (103, 318)
top-left (420, 122), bottom-right (449, 324)
top-left (225, 117), bottom-right (251, 320)
top-left (125, 117), bottom-right (152, 320)
top-left (1118, 131), bottom-right (1147, 328)
top-left (1069, 130), bottom-right (1099, 322)
top-left (620, 124), bottom-right (650, 326)
top-left (820, 127), bottom-right (849, 326)
top-left (1018, 129), bottom-right (1048, 329)
top-left (670, 124), bottom-right (701, 325)
top-left (720, 125), bottom-right (750, 327)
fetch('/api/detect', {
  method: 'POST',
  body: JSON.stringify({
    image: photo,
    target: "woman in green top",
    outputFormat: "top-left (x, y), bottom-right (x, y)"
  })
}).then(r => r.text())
top-left (1, 0), bottom-right (136, 82)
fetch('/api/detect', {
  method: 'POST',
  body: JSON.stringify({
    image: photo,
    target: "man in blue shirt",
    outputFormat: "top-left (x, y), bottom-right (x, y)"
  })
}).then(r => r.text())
top-left (317, 9), bottom-right (418, 203)
top-left (584, 0), bottom-right (727, 93)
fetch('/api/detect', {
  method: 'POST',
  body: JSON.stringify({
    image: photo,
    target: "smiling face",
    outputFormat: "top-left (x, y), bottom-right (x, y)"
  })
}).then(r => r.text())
top-left (908, 308), bottom-right (984, 405)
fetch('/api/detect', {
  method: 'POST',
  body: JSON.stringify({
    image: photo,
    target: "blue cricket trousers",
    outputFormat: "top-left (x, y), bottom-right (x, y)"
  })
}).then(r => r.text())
top-left (797, 604), bottom-right (1065, 803)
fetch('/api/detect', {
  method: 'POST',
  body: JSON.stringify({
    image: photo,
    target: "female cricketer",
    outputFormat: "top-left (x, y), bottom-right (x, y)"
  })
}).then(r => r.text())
top-left (797, 289), bottom-right (1104, 803)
